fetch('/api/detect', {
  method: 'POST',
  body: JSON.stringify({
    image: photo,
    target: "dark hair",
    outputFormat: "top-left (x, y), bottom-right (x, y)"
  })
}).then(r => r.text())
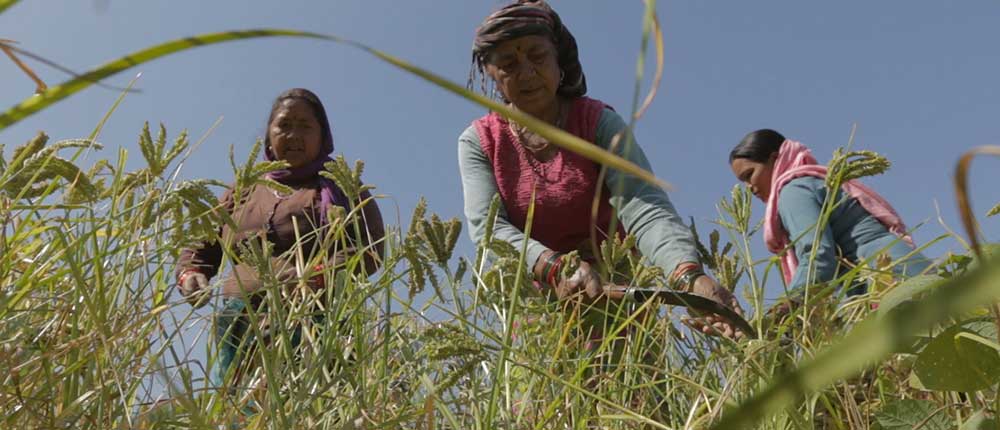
top-left (729, 129), bottom-right (786, 164)
top-left (263, 88), bottom-right (334, 160)
top-left (468, 0), bottom-right (586, 99)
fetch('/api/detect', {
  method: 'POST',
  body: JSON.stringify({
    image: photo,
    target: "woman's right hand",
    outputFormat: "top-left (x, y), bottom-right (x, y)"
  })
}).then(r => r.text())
top-left (178, 271), bottom-right (210, 307)
top-left (684, 276), bottom-right (746, 340)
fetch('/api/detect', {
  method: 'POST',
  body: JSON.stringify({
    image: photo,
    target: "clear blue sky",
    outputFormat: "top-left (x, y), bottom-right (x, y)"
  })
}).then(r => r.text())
top-left (3, 0), bottom-right (999, 302)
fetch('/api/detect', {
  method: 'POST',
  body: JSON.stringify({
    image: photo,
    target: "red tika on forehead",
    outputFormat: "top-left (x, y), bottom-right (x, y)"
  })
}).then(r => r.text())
top-left (471, 0), bottom-right (587, 99)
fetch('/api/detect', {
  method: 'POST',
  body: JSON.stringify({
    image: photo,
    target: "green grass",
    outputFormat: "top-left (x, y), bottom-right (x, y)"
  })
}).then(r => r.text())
top-left (3, 121), bottom-right (998, 428)
top-left (2, 1), bottom-right (999, 428)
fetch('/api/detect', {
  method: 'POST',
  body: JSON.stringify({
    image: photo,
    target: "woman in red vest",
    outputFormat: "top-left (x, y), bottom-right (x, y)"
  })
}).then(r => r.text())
top-left (457, 0), bottom-right (743, 339)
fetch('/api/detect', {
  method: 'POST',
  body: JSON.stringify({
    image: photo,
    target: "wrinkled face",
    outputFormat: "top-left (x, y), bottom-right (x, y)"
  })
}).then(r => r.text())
top-left (730, 155), bottom-right (777, 201)
top-left (484, 35), bottom-right (562, 116)
top-left (268, 99), bottom-right (323, 169)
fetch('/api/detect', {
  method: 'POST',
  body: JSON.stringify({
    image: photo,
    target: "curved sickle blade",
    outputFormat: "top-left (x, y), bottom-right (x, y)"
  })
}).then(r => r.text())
top-left (610, 286), bottom-right (757, 338)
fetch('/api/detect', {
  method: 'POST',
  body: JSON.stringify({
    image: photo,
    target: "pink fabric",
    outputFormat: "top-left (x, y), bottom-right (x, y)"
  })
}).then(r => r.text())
top-left (473, 96), bottom-right (621, 260)
top-left (763, 140), bottom-right (914, 284)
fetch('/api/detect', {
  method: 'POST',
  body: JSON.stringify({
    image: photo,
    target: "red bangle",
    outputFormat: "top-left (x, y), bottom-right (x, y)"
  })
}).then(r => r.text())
top-left (312, 264), bottom-right (325, 286)
top-left (178, 269), bottom-right (201, 285)
top-left (670, 262), bottom-right (701, 283)
top-left (545, 255), bottom-right (563, 286)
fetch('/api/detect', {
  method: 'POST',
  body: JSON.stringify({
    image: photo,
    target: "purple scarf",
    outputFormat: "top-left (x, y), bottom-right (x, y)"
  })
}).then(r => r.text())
top-left (264, 146), bottom-right (349, 224)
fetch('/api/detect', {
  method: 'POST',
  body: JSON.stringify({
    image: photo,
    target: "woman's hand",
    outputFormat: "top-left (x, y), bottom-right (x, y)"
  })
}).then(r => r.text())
top-left (553, 261), bottom-right (604, 304)
top-left (178, 270), bottom-right (210, 308)
top-left (766, 297), bottom-right (797, 321)
top-left (683, 275), bottom-right (746, 340)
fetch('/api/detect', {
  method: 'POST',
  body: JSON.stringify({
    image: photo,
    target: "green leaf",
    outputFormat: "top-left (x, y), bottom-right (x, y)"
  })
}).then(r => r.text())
top-left (937, 252), bottom-right (975, 278)
top-left (962, 245), bottom-right (1000, 276)
top-left (711, 256), bottom-right (1000, 429)
top-left (907, 370), bottom-right (927, 391)
top-left (914, 322), bottom-right (1000, 391)
top-left (878, 275), bottom-right (942, 316)
top-left (874, 399), bottom-right (950, 430)
top-left (963, 318), bottom-right (999, 341)
top-left (0, 29), bottom-right (331, 130)
top-left (961, 410), bottom-right (998, 430)
top-left (957, 331), bottom-right (1000, 352)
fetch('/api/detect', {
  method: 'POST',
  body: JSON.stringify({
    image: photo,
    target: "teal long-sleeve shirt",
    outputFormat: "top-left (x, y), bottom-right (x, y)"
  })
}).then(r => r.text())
top-left (457, 107), bottom-right (700, 275)
top-left (777, 176), bottom-right (930, 292)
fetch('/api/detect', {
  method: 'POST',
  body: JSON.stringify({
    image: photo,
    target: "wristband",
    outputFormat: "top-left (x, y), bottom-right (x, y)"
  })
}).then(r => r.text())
top-left (550, 254), bottom-right (564, 286)
top-left (673, 268), bottom-right (706, 292)
top-left (312, 264), bottom-right (325, 287)
top-left (540, 252), bottom-right (564, 286)
top-left (670, 262), bottom-right (700, 280)
top-left (178, 269), bottom-right (201, 286)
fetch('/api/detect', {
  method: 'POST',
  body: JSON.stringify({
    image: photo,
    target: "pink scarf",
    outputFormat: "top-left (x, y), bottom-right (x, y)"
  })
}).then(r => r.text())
top-left (763, 140), bottom-right (914, 284)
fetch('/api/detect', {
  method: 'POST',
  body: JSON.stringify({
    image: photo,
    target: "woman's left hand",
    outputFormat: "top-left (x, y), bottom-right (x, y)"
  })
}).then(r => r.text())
top-left (554, 261), bottom-right (604, 304)
top-left (683, 276), bottom-right (746, 340)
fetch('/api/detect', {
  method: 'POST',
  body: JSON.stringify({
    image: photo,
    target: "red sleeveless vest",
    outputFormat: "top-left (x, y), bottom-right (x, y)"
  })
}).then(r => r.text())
top-left (473, 97), bottom-right (621, 258)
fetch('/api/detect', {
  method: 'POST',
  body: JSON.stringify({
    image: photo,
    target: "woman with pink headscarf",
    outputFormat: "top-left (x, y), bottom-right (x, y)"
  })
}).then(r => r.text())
top-left (729, 129), bottom-right (931, 298)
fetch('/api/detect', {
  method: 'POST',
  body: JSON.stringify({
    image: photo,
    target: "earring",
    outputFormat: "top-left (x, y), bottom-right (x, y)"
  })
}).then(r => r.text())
top-left (559, 70), bottom-right (565, 85)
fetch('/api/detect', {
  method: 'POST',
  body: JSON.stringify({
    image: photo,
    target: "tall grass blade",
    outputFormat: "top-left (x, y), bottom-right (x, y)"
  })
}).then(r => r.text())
top-left (1, 39), bottom-right (47, 94)
top-left (953, 144), bottom-right (1000, 388)
top-left (0, 0), bottom-right (20, 14)
top-left (0, 29), bottom-right (331, 130)
top-left (348, 40), bottom-right (670, 190)
top-left (0, 27), bottom-right (666, 191)
top-left (954, 145), bottom-right (1000, 258)
top-left (635, 4), bottom-right (664, 119)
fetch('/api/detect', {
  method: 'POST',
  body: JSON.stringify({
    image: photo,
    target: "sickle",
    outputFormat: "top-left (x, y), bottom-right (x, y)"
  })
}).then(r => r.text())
top-left (607, 286), bottom-right (757, 339)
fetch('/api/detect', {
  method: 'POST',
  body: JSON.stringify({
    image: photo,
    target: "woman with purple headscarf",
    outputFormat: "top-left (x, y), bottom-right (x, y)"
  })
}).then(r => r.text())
top-left (175, 88), bottom-right (384, 388)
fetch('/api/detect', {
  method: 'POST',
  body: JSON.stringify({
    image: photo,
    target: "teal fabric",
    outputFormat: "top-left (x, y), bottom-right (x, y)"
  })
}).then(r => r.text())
top-left (458, 107), bottom-right (700, 273)
top-left (776, 176), bottom-right (931, 294)
top-left (210, 299), bottom-right (260, 428)
top-left (211, 298), bottom-right (252, 388)
top-left (211, 298), bottom-right (326, 388)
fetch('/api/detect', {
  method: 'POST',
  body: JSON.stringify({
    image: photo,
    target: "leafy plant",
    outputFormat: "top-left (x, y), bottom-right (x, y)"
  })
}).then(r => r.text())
top-left (874, 398), bottom-right (951, 430)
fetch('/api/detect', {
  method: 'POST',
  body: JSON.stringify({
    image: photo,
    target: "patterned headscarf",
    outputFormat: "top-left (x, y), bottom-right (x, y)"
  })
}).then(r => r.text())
top-left (470, 0), bottom-right (587, 98)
